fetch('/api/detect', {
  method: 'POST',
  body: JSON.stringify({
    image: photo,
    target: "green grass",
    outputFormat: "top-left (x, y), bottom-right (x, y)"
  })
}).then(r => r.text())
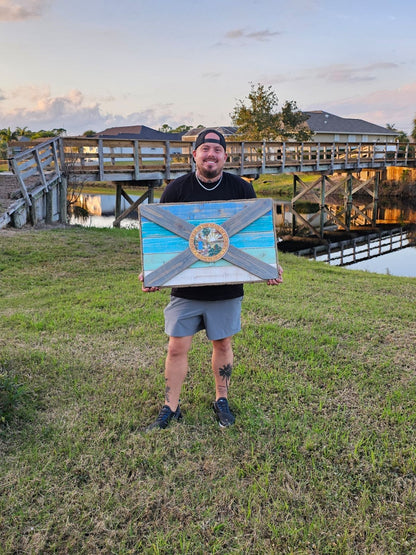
top-left (252, 173), bottom-right (320, 199)
top-left (79, 173), bottom-right (313, 200)
top-left (0, 227), bottom-right (415, 554)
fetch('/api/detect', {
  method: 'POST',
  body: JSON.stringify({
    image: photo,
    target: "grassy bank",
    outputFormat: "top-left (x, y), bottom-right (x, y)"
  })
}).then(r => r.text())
top-left (1, 227), bottom-right (415, 554)
top-left (79, 173), bottom-right (314, 200)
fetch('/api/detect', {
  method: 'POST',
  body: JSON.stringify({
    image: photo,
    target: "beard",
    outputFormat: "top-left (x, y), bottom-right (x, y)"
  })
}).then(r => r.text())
top-left (199, 168), bottom-right (219, 180)
top-left (197, 160), bottom-right (222, 181)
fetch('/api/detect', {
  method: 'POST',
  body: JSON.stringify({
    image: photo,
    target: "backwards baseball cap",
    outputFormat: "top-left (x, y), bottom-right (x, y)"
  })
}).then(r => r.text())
top-left (194, 128), bottom-right (226, 151)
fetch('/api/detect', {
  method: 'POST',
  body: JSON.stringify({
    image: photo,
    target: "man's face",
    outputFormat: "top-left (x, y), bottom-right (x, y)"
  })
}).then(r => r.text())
top-left (193, 133), bottom-right (227, 180)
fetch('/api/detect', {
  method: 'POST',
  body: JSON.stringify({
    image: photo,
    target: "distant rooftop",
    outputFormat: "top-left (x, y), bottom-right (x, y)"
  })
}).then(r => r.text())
top-left (304, 111), bottom-right (398, 136)
top-left (95, 125), bottom-right (184, 141)
top-left (183, 126), bottom-right (238, 139)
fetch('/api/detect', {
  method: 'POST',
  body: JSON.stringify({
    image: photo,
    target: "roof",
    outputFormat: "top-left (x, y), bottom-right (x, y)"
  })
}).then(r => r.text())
top-left (183, 126), bottom-right (238, 138)
top-left (95, 125), bottom-right (184, 141)
top-left (304, 111), bottom-right (398, 136)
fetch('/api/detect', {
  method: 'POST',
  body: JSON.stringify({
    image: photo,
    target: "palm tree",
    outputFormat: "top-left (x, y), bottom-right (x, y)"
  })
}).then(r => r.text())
top-left (15, 126), bottom-right (31, 138)
top-left (0, 127), bottom-right (19, 144)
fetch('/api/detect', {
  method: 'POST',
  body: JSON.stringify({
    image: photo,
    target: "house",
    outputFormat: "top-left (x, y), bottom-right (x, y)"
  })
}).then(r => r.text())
top-left (303, 111), bottom-right (399, 144)
top-left (90, 125), bottom-right (186, 162)
top-left (95, 125), bottom-right (184, 142)
top-left (182, 114), bottom-right (399, 145)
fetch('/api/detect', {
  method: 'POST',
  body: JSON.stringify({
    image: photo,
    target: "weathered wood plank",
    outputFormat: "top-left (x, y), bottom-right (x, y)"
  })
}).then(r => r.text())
top-left (156, 263), bottom-right (278, 288)
top-left (141, 213), bottom-right (274, 238)
top-left (141, 231), bottom-right (276, 255)
top-left (223, 245), bottom-right (278, 280)
top-left (140, 204), bottom-right (195, 239)
top-left (221, 198), bottom-right (273, 236)
top-left (143, 247), bottom-right (278, 271)
top-left (144, 248), bottom-right (197, 287)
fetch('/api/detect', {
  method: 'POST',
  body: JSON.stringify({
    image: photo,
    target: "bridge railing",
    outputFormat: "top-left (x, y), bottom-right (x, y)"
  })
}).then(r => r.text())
top-left (57, 137), bottom-right (415, 181)
top-left (9, 137), bottom-right (63, 206)
top-left (4, 137), bottom-right (66, 227)
top-left (8, 136), bottom-right (416, 188)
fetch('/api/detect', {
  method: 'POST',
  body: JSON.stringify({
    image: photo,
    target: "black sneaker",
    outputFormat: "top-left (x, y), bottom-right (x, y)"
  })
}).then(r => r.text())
top-left (146, 405), bottom-right (182, 431)
top-left (213, 397), bottom-right (235, 428)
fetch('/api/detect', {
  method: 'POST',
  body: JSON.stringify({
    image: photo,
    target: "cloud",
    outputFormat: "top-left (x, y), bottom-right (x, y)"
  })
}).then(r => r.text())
top-left (0, 0), bottom-right (50, 21)
top-left (225, 28), bottom-right (280, 42)
top-left (202, 72), bottom-right (221, 80)
top-left (0, 87), bottom-right (200, 135)
top-left (316, 62), bottom-right (399, 83)
top-left (314, 82), bottom-right (416, 133)
top-left (264, 62), bottom-right (399, 85)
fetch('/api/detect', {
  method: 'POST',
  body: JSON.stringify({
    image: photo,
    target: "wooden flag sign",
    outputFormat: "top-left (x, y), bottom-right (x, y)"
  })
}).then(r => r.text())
top-left (139, 198), bottom-right (279, 288)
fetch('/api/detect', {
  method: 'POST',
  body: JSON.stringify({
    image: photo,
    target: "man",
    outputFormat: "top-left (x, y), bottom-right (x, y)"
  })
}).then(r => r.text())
top-left (141, 129), bottom-right (283, 430)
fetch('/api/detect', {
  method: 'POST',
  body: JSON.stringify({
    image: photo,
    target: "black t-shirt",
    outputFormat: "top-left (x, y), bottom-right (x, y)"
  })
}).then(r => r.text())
top-left (160, 172), bottom-right (256, 301)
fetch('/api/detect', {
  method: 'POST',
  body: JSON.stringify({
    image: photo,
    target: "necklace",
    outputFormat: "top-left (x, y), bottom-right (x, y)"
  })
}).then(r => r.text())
top-left (195, 172), bottom-right (223, 191)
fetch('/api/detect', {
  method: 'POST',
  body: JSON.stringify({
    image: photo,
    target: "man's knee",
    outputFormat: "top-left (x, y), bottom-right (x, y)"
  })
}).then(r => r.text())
top-left (167, 336), bottom-right (192, 358)
top-left (212, 336), bottom-right (233, 354)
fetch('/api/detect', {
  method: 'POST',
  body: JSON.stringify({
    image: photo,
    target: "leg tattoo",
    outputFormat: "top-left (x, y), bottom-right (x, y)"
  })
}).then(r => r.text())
top-left (219, 363), bottom-right (232, 393)
top-left (164, 380), bottom-right (171, 404)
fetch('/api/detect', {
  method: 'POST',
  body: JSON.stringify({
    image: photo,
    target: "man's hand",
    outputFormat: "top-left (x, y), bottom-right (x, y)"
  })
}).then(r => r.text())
top-left (138, 272), bottom-right (160, 293)
top-left (267, 265), bottom-right (283, 286)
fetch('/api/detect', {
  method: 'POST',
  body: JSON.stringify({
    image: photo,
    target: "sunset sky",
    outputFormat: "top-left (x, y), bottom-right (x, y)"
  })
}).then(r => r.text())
top-left (1, 0), bottom-right (415, 136)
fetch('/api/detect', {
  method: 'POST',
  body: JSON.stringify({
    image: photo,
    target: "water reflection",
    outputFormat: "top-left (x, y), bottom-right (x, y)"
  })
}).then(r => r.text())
top-left (68, 192), bottom-right (416, 276)
top-left (346, 246), bottom-right (416, 277)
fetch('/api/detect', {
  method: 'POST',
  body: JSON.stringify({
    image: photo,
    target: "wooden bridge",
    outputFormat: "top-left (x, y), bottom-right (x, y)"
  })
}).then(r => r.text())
top-left (1, 135), bottom-right (415, 234)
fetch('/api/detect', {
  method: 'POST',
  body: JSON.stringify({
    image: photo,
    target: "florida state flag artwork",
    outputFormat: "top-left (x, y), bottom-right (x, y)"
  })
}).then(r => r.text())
top-left (139, 198), bottom-right (279, 288)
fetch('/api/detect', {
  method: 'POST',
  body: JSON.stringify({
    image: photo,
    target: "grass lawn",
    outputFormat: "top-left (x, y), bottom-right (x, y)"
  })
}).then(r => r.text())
top-left (1, 227), bottom-right (415, 554)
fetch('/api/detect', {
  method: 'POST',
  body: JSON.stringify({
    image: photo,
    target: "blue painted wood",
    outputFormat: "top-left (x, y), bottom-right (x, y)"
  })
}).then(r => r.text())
top-left (143, 247), bottom-right (278, 271)
top-left (139, 199), bottom-right (278, 287)
top-left (141, 231), bottom-right (276, 254)
top-left (141, 213), bottom-right (274, 238)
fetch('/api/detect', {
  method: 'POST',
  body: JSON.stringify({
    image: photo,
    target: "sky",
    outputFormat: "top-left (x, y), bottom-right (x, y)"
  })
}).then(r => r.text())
top-left (1, 0), bottom-right (415, 136)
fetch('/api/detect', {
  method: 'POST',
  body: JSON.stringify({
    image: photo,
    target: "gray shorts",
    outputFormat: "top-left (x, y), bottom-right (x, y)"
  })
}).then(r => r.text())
top-left (164, 296), bottom-right (243, 340)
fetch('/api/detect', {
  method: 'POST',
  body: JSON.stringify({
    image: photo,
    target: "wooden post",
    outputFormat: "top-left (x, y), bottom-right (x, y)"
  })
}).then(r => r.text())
top-left (46, 186), bottom-right (53, 224)
top-left (292, 175), bottom-right (297, 235)
top-left (114, 183), bottom-right (122, 227)
top-left (261, 140), bottom-right (266, 174)
top-left (346, 173), bottom-right (353, 230)
top-left (373, 172), bottom-right (379, 226)
top-left (240, 142), bottom-right (245, 175)
top-left (59, 175), bottom-right (67, 224)
top-left (320, 175), bottom-right (326, 239)
top-left (133, 140), bottom-right (140, 180)
top-left (282, 142), bottom-right (286, 173)
top-left (165, 141), bottom-right (171, 180)
top-left (98, 139), bottom-right (104, 181)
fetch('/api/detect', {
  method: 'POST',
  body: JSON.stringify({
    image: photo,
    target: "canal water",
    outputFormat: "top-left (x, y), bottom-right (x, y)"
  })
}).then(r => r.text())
top-left (69, 191), bottom-right (416, 278)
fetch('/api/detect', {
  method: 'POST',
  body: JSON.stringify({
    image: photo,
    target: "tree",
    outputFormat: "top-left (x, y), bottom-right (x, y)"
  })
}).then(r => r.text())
top-left (159, 124), bottom-right (172, 133)
top-left (230, 83), bottom-right (312, 142)
top-left (0, 127), bottom-right (19, 143)
top-left (412, 116), bottom-right (416, 142)
top-left (171, 124), bottom-right (192, 133)
top-left (15, 126), bottom-right (31, 138)
top-left (386, 123), bottom-right (408, 143)
top-left (82, 130), bottom-right (96, 137)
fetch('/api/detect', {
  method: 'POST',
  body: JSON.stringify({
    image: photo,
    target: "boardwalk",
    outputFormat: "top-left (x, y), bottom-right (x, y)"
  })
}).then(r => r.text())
top-left (61, 137), bottom-right (415, 181)
top-left (1, 135), bottom-right (415, 230)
